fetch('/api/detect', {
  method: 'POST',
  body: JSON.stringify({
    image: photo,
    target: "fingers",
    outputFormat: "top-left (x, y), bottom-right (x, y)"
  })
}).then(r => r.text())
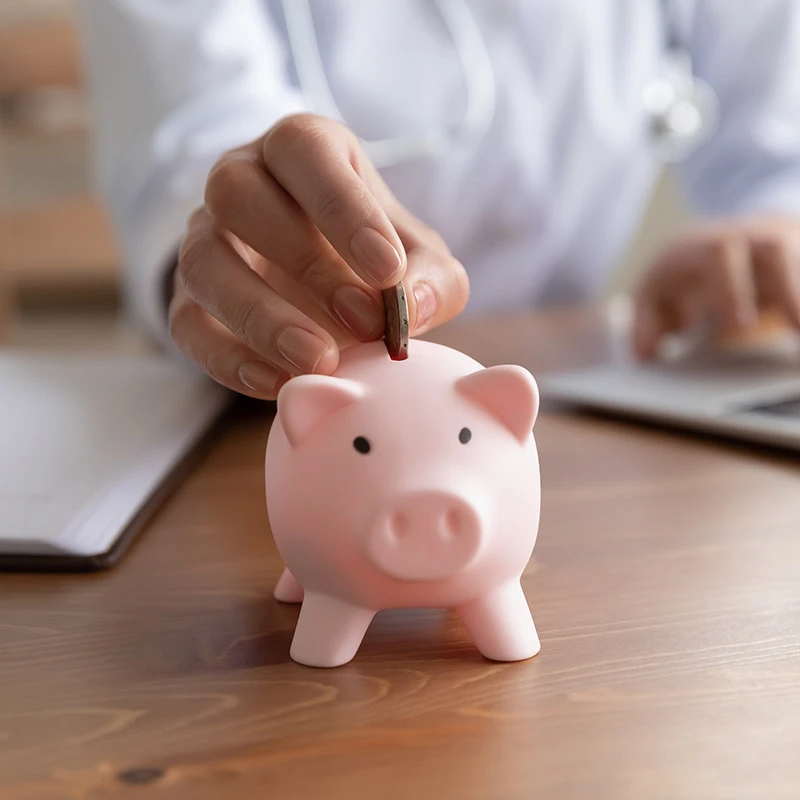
top-left (634, 220), bottom-right (800, 360)
top-left (205, 148), bottom-right (329, 281)
top-left (181, 113), bottom-right (466, 395)
top-left (632, 237), bottom-right (701, 360)
top-left (632, 287), bottom-right (700, 360)
top-left (752, 238), bottom-right (800, 328)
top-left (632, 235), bottom-right (756, 360)
top-left (204, 116), bottom-right (401, 340)
top-left (260, 115), bottom-right (406, 288)
top-left (169, 292), bottom-right (289, 399)
top-left (705, 238), bottom-right (758, 331)
top-left (632, 300), bottom-right (667, 361)
top-left (177, 210), bottom-right (339, 376)
top-left (205, 152), bottom-right (384, 341)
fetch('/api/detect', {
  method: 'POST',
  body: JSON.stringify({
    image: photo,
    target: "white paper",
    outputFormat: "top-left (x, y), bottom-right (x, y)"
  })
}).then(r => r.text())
top-left (0, 353), bottom-right (230, 557)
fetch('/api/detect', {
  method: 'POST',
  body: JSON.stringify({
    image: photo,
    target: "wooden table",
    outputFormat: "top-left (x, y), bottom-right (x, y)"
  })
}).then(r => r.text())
top-left (3, 308), bottom-right (800, 799)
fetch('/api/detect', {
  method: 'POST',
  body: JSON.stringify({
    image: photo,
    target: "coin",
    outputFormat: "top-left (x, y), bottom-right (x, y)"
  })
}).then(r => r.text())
top-left (382, 282), bottom-right (409, 361)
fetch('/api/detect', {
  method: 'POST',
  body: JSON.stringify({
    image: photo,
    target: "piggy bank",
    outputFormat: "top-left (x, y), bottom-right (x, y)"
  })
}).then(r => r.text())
top-left (265, 339), bottom-right (541, 667)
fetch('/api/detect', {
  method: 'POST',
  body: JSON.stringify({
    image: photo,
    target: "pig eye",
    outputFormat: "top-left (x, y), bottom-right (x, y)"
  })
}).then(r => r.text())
top-left (459, 427), bottom-right (472, 444)
top-left (353, 436), bottom-right (371, 454)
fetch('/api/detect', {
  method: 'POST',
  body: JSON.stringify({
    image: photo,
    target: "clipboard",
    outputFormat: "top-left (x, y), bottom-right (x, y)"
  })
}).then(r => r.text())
top-left (0, 352), bottom-right (233, 572)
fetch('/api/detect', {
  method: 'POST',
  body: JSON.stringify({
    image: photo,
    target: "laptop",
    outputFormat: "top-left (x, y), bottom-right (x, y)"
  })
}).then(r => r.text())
top-left (541, 341), bottom-right (800, 451)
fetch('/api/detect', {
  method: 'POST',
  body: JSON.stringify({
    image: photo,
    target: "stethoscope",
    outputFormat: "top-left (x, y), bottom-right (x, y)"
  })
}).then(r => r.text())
top-left (643, 0), bottom-right (720, 163)
top-left (282, 0), bottom-right (719, 168)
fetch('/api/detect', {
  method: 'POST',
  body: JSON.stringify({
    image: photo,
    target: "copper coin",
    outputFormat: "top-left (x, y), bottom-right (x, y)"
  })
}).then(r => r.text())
top-left (382, 282), bottom-right (409, 361)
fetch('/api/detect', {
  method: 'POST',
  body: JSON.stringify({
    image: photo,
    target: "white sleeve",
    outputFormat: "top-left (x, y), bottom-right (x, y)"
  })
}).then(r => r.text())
top-left (75, 0), bottom-right (306, 347)
top-left (674, 0), bottom-right (800, 217)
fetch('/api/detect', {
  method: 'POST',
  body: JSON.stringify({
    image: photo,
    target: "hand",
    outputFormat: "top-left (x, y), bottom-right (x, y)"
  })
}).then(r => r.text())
top-left (633, 215), bottom-right (800, 359)
top-left (168, 114), bottom-right (469, 398)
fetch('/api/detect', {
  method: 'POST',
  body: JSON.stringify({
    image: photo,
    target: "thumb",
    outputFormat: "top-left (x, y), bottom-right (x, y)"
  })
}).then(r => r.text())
top-left (632, 296), bottom-right (666, 361)
top-left (404, 245), bottom-right (470, 335)
top-left (389, 210), bottom-right (470, 336)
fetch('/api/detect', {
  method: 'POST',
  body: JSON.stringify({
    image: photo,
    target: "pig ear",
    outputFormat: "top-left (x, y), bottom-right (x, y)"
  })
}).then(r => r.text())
top-left (277, 376), bottom-right (364, 447)
top-left (455, 365), bottom-right (539, 443)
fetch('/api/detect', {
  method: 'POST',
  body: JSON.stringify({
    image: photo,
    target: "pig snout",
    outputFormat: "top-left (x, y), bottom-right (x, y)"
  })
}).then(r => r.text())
top-left (366, 491), bottom-right (483, 581)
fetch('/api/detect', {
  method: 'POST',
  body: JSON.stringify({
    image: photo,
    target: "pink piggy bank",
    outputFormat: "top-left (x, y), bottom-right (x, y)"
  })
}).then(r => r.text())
top-left (265, 339), bottom-right (541, 668)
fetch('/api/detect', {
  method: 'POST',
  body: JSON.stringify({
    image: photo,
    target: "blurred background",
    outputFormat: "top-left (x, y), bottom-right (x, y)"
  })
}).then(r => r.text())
top-left (0, 0), bottom-right (122, 348)
top-left (0, 0), bottom-right (688, 346)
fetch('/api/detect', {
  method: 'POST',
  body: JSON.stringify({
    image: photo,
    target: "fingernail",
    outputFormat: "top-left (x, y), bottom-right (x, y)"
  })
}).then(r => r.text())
top-left (350, 227), bottom-right (402, 285)
top-left (276, 327), bottom-right (329, 372)
top-left (239, 361), bottom-right (283, 396)
top-left (413, 281), bottom-right (437, 331)
top-left (332, 285), bottom-right (383, 340)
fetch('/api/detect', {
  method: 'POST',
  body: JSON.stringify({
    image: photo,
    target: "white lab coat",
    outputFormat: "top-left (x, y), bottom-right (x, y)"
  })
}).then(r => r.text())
top-left (76, 0), bottom-right (800, 346)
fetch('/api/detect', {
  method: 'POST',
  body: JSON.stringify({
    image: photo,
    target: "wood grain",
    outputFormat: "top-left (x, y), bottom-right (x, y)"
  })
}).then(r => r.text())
top-left (2, 307), bottom-right (800, 800)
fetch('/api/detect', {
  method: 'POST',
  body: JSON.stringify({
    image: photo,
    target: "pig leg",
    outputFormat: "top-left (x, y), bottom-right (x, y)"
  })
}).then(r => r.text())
top-left (290, 592), bottom-right (376, 668)
top-left (458, 581), bottom-right (540, 662)
top-left (274, 568), bottom-right (304, 603)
